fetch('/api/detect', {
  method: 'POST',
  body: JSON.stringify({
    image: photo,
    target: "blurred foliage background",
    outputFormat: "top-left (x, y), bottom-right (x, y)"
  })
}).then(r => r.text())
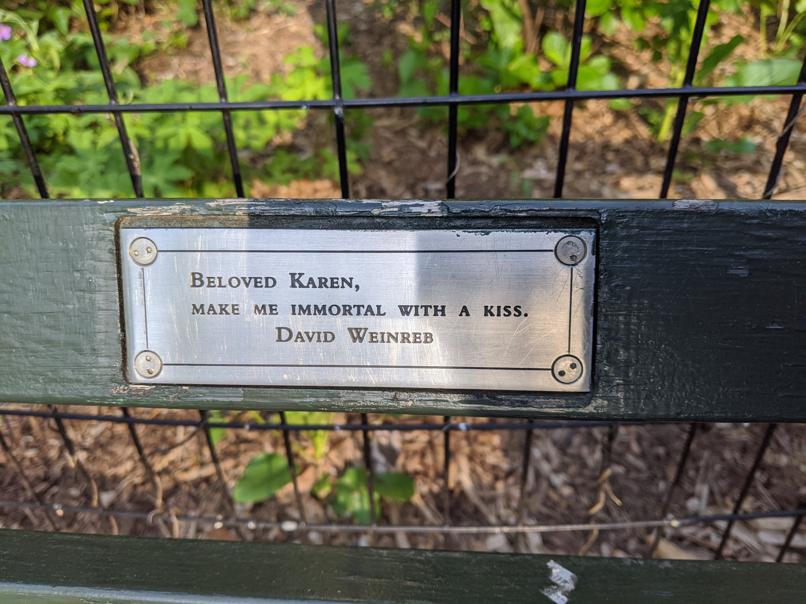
top-left (0, 0), bottom-right (804, 197)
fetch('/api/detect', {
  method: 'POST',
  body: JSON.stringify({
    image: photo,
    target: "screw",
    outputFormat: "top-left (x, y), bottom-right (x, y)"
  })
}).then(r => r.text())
top-left (134, 350), bottom-right (163, 379)
top-left (129, 237), bottom-right (158, 266)
top-left (555, 235), bottom-right (587, 266)
top-left (552, 354), bottom-right (584, 384)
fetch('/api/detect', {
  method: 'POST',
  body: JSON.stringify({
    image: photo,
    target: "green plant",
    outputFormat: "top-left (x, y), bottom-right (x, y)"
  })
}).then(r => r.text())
top-left (395, 0), bottom-right (622, 148)
top-left (590, 0), bottom-right (744, 139)
top-left (0, 5), bottom-right (371, 198)
top-left (285, 411), bottom-right (331, 460)
top-left (752, 0), bottom-right (806, 55)
top-left (593, 0), bottom-right (805, 141)
top-left (330, 467), bottom-right (415, 524)
top-left (232, 452), bottom-right (292, 504)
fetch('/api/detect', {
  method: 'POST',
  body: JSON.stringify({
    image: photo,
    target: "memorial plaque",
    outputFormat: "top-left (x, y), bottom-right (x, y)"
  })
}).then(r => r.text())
top-left (120, 227), bottom-right (595, 392)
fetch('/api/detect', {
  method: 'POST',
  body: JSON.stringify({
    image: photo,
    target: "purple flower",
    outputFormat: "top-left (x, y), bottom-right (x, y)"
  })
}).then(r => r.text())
top-left (17, 54), bottom-right (37, 68)
top-left (0, 24), bottom-right (12, 41)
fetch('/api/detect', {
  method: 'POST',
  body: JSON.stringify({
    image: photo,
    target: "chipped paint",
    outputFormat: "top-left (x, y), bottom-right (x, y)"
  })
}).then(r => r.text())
top-left (541, 560), bottom-right (577, 604)
top-left (672, 199), bottom-right (719, 211)
top-left (369, 200), bottom-right (447, 216)
top-left (727, 265), bottom-right (750, 277)
top-left (110, 385), bottom-right (155, 394)
top-left (127, 204), bottom-right (193, 216)
top-left (205, 199), bottom-right (251, 208)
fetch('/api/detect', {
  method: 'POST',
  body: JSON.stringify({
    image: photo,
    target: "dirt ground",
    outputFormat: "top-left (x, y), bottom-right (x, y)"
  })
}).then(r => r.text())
top-left (1, 1), bottom-right (805, 562)
top-left (0, 407), bottom-right (804, 562)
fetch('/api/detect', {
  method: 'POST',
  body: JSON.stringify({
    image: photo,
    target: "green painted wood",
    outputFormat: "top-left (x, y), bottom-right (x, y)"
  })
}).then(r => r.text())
top-left (0, 529), bottom-right (804, 603)
top-left (1, 198), bottom-right (805, 420)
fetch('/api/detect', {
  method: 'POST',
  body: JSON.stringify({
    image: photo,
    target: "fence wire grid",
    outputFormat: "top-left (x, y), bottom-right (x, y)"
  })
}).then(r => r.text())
top-left (0, 406), bottom-right (804, 561)
top-left (0, 0), bottom-right (805, 563)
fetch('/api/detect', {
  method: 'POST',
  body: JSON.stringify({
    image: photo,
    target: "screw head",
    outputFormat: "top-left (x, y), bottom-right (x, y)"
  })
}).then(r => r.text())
top-left (552, 354), bottom-right (584, 384)
top-left (134, 350), bottom-right (163, 379)
top-left (129, 237), bottom-right (158, 266)
top-left (555, 235), bottom-right (587, 266)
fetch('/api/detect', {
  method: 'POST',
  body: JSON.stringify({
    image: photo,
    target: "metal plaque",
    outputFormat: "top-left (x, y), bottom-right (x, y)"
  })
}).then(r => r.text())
top-left (120, 227), bottom-right (595, 392)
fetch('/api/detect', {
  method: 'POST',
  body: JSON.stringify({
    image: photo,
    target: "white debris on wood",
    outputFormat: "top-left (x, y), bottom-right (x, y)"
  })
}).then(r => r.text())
top-left (541, 560), bottom-right (578, 604)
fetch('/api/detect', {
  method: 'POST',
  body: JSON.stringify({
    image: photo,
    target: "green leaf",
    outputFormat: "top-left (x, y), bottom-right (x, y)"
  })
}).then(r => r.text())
top-left (682, 110), bottom-right (705, 136)
top-left (232, 453), bottom-right (291, 504)
top-left (398, 48), bottom-right (421, 83)
top-left (723, 59), bottom-right (802, 103)
top-left (621, 7), bottom-right (646, 32)
top-left (177, 0), bottom-right (199, 27)
top-left (285, 411), bottom-right (331, 459)
top-left (579, 35), bottom-right (593, 63)
top-left (696, 35), bottom-right (743, 85)
top-left (479, 0), bottom-right (523, 49)
top-left (422, 0), bottom-right (439, 27)
top-left (333, 467), bottom-right (375, 524)
top-left (586, 0), bottom-right (612, 17)
top-left (703, 137), bottom-right (757, 154)
top-left (609, 98), bottom-right (633, 111)
top-left (312, 474), bottom-right (332, 499)
top-left (332, 467), bottom-right (415, 523)
top-left (542, 32), bottom-right (568, 67)
top-left (507, 54), bottom-right (540, 86)
top-left (340, 59), bottom-right (371, 99)
top-left (713, 0), bottom-right (743, 11)
top-left (375, 472), bottom-right (415, 501)
top-left (725, 58), bottom-right (802, 87)
top-left (599, 12), bottom-right (619, 36)
top-left (504, 105), bottom-right (549, 147)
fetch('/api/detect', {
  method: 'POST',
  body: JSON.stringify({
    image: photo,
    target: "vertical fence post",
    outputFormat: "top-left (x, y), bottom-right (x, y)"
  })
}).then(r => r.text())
top-left (776, 506), bottom-right (804, 562)
top-left (201, 0), bottom-right (245, 198)
top-left (279, 412), bottom-right (307, 525)
top-left (647, 423), bottom-right (698, 557)
top-left (763, 55), bottom-right (806, 198)
top-left (0, 58), bottom-right (49, 198)
top-left (442, 416), bottom-right (452, 526)
top-left (715, 423), bottom-right (777, 559)
top-left (360, 413), bottom-right (377, 528)
top-left (552, 0), bottom-right (587, 198)
top-left (325, 0), bottom-right (350, 198)
top-left (0, 420), bottom-right (58, 530)
top-left (658, 0), bottom-right (711, 199)
top-left (198, 410), bottom-right (247, 540)
top-left (446, 0), bottom-right (461, 199)
top-left (81, 0), bottom-right (143, 198)
top-left (120, 408), bottom-right (163, 510)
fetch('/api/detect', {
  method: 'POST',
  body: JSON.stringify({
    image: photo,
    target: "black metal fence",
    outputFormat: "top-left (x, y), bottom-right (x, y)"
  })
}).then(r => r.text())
top-left (0, 0), bottom-right (804, 562)
top-left (1, 0), bottom-right (805, 200)
top-left (0, 406), bottom-right (803, 561)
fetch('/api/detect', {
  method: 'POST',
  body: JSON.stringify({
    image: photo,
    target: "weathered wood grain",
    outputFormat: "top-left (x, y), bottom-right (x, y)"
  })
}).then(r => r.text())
top-left (0, 198), bottom-right (804, 419)
top-left (0, 529), bottom-right (804, 602)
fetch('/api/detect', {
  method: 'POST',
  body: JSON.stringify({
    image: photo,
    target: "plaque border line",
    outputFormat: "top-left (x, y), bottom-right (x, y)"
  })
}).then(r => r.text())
top-left (567, 267), bottom-right (573, 354)
top-left (141, 267), bottom-right (149, 349)
top-left (158, 249), bottom-right (555, 253)
top-left (162, 363), bottom-right (552, 371)
top-left (135, 247), bottom-right (582, 376)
